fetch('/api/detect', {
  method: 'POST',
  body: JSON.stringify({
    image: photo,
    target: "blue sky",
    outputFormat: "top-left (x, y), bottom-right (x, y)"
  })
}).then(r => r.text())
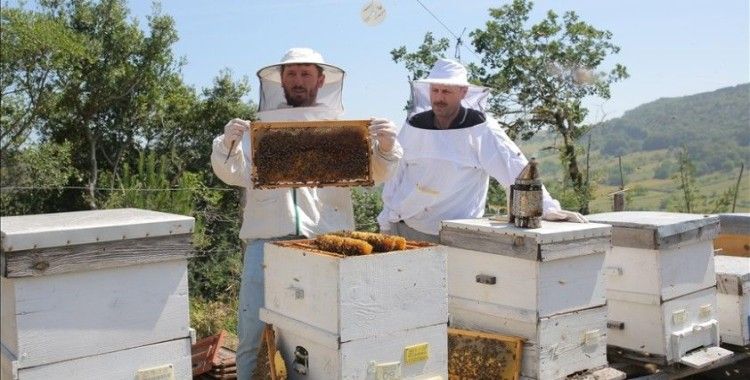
top-left (124, 1), bottom-right (749, 125)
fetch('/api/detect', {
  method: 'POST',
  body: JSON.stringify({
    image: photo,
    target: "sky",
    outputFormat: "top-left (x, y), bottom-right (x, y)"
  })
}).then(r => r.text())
top-left (120, 1), bottom-right (748, 126)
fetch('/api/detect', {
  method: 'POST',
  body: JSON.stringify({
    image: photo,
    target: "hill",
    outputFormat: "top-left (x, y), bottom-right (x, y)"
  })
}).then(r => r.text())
top-left (519, 83), bottom-right (750, 213)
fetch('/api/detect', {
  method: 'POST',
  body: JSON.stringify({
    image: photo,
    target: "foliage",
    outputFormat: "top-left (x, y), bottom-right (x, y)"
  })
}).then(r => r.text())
top-left (667, 146), bottom-right (736, 213)
top-left (352, 186), bottom-right (384, 232)
top-left (590, 83), bottom-right (749, 176)
top-left (0, 142), bottom-right (79, 215)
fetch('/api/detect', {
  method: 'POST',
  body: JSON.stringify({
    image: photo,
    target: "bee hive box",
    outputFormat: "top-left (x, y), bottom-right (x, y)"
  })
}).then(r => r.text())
top-left (439, 218), bottom-right (612, 380)
top-left (251, 120), bottom-right (373, 189)
top-left (714, 255), bottom-right (750, 346)
top-left (0, 208), bottom-right (194, 380)
top-left (587, 212), bottom-right (730, 365)
top-left (715, 213), bottom-right (750, 257)
top-left (260, 237), bottom-right (448, 379)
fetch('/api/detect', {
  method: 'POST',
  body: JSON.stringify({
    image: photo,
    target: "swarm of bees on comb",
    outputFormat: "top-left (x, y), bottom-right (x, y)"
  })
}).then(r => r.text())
top-left (314, 231), bottom-right (407, 256)
top-left (252, 123), bottom-right (371, 188)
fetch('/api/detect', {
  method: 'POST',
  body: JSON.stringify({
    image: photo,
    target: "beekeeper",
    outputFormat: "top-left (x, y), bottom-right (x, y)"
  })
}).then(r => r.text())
top-left (211, 47), bottom-right (403, 377)
top-left (377, 58), bottom-right (586, 242)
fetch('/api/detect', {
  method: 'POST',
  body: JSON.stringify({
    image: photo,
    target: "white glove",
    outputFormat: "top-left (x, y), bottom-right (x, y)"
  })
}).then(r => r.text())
top-left (223, 118), bottom-right (250, 153)
top-left (369, 118), bottom-right (397, 153)
top-left (543, 209), bottom-right (588, 223)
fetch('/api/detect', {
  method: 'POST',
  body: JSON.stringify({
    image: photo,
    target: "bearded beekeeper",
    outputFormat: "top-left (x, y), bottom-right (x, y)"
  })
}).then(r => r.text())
top-left (211, 47), bottom-right (403, 377)
top-left (378, 58), bottom-right (586, 242)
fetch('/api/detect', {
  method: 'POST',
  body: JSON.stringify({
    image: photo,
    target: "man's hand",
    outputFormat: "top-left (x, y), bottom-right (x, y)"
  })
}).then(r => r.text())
top-left (369, 118), bottom-right (397, 153)
top-left (543, 209), bottom-right (588, 223)
top-left (223, 118), bottom-right (250, 152)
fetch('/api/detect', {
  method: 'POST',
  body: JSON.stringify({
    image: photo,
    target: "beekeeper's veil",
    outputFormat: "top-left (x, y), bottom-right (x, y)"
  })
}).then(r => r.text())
top-left (409, 58), bottom-right (490, 118)
top-left (256, 48), bottom-right (345, 116)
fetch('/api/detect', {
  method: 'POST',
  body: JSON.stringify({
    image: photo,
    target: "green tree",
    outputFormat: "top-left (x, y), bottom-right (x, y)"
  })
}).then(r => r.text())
top-left (13, 0), bottom-right (186, 209)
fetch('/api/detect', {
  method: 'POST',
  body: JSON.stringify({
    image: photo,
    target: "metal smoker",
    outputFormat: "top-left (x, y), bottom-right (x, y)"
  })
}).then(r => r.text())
top-left (509, 158), bottom-right (543, 228)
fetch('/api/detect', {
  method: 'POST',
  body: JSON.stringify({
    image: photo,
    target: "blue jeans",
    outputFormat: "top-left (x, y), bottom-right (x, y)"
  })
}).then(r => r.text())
top-left (236, 239), bottom-right (266, 380)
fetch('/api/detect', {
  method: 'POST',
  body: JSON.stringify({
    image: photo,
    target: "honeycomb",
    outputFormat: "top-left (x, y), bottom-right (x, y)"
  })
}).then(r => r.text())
top-left (251, 120), bottom-right (373, 189)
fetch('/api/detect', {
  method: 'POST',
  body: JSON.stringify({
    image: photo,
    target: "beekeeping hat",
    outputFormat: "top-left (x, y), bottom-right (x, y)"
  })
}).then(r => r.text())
top-left (409, 58), bottom-right (490, 117)
top-left (257, 48), bottom-right (345, 113)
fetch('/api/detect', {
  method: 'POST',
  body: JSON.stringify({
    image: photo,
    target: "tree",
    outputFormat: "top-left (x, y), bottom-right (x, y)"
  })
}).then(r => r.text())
top-left (8, 0), bottom-right (186, 209)
top-left (391, 0), bottom-right (628, 214)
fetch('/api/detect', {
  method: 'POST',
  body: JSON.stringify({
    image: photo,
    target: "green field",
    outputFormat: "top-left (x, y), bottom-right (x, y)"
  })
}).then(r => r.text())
top-left (518, 137), bottom-right (749, 214)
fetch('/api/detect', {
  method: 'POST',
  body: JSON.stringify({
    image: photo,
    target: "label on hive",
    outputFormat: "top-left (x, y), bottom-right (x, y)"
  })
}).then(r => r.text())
top-left (404, 343), bottom-right (430, 364)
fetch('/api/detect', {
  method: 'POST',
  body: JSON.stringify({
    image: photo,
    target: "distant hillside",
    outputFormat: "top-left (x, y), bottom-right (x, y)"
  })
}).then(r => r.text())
top-left (590, 83), bottom-right (749, 175)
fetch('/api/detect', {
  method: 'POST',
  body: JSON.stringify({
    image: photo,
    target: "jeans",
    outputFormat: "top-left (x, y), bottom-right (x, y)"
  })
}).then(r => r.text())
top-left (388, 221), bottom-right (440, 243)
top-left (236, 239), bottom-right (266, 380)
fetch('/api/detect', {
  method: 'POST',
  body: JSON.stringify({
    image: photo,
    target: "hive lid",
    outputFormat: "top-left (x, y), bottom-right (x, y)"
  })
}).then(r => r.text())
top-left (440, 218), bottom-right (611, 244)
top-left (587, 211), bottom-right (719, 249)
top-left (714, 255), bottom-right (750, 284)
top-left (718, 213), bottom-right (750, 235)
top-left (1, 208), bottom-right (194, 252)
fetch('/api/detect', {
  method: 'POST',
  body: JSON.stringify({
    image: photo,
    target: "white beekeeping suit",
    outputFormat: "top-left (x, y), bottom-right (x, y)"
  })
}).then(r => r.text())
top-left (210, 47), bottom-right (401, 379)
top-left (378, 58), bottom-right (578, 238)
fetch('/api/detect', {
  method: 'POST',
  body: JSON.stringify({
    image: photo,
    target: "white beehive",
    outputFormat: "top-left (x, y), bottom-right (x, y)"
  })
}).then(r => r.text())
top-left (260, 239), bottom-right (448, 380)
top-left (587, 211), bottom-right (729, 365)
top-left (714, 255), bottom-right (750, 346)
top-left (0, 208), bottom-right (194, 380)
top-left (440, 218), bottom-right (612, 380)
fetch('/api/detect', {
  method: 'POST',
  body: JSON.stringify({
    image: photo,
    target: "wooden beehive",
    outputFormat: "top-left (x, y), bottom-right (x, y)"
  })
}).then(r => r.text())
top-left (250, 120), bottom-right (373, 189)
top-left (0, 208), bottom-right (194, 380)
top-left (715, 213), bottom-right (750, 257)
top-left (259, 238), bottom-right (448, 379)
top-left (714, 255), bottom-right (750, 346)
top-left (439, 218), bottom-right (612, 380)
top-left (587, 211), bottom-right (731, 365)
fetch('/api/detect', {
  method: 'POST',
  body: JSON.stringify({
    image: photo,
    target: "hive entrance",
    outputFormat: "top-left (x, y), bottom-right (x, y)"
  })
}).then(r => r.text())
top-left (251, 120), bottom-right (373, 189)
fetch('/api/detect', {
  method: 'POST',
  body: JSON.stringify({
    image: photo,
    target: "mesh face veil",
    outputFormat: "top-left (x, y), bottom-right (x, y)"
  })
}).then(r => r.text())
top-left (256, 48), bottom-right (345, 115)
top-left (408, 58), bottom-right (490, 119)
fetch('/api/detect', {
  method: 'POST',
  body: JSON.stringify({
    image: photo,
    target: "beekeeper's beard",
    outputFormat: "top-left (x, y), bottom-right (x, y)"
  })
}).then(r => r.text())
top-left (283, 85), bottom-right (320, 107)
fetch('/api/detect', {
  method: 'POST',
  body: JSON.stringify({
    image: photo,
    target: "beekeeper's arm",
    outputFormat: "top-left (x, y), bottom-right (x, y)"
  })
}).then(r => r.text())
top-left (368, 118), bottom-right (403, 183)
top-left (479, 125), bottom-right (587, 223)
top-left (211, 118), bottom-right (253, 187)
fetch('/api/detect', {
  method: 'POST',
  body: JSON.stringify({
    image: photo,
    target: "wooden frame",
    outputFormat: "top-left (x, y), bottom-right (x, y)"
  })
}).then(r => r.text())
top-left (447, 327), bottom-right (523, 380)
top-left (250, 120), bottom-right (373, 189)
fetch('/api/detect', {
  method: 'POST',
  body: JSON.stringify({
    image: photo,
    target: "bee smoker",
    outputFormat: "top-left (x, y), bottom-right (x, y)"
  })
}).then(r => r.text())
top-left (508, 158), bottom-right (543, 228)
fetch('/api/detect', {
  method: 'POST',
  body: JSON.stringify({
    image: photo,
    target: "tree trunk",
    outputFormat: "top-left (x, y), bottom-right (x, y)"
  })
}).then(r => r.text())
top-left (86, 129), bottom-right (98, 209)
top-left (560, 128), bottom-right (589, 214)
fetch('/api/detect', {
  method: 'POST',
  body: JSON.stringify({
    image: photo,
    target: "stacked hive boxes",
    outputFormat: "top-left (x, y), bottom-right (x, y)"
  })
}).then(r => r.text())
top-left (440, 218), bottom-right (612, 380)
top-left (588, 212), bottom-right (732, 366)
top-left (714, 255), bottom-right (750, 346)
top-left (259, 239), bottom-right (448, 379)
top-left (0, 209), bottom-right (194, 379)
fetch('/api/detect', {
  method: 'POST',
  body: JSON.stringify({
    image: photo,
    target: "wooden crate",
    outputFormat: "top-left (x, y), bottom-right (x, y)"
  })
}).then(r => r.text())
top-left (0, 208), bottom-right (194, 379)
top-left (715, 213), bottom-right (750, 257)
top-left (262, 239), bottom-right (446, 341)
top-left (440, 218), bottom-right (611, 318)
top-left (587, 212), bottom-right (720, 304)
top-left (714, 255), bottom-right (750, 346)
top-left (450, 304), bottom-right (608, 380)
top-left (261, 310), bottom-right (447, 380)
top-left (250, 120), bottom-right (373, 189)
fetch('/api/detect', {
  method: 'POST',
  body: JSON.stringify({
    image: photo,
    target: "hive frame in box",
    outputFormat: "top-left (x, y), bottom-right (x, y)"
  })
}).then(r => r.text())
top-left (250, 120), bottom-right (373, 189)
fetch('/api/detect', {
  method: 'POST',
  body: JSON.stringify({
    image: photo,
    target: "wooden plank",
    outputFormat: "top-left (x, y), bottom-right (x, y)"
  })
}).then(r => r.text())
top-left (3, 234), bottom-right (193, 278)
top-left (440, 227), bottom-right (539, 261)
top-left (191, 330), bottom-right (226, 376)
top-left (715, 234), bottom-right (750, 257)
top-left (447, 327), bottom-right (523, 380)
top-left (1, 208), bottom-right (194, 252)
top-left (12, 260), bottom-right (190, 368)
top-left (16, 338), bottom-right (191, 380)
